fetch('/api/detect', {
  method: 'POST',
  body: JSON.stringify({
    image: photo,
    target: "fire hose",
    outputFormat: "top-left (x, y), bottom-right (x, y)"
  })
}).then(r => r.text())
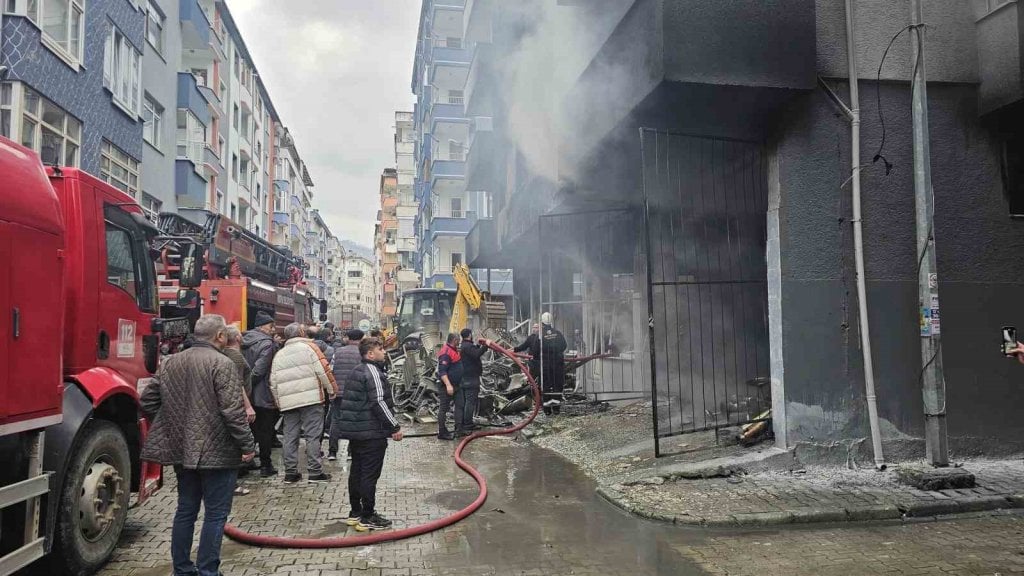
top-left (223, 340), bottom-right (540, 548)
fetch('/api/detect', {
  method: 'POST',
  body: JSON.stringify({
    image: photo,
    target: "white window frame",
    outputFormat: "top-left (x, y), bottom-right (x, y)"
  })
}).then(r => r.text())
top-left (104, 25), bottom-right (142, 118)
top-left (145, 0), bottom-right (164, 55)
top-left (450, 196), bottom-right (462, 218)
top-left (175, 109), bottom-right (206, 169)
top-left (141, 192), bottom-right (162, 222)
top-left (142, 94), bottom-right (162, 150)
top-left (101, 139), bottom-right (141, 199)
top-left (11, 83), bottom-right (81, 167)
top-left (0, 82), bottom-right (13, 140)
top-left (26, 0), bottom-right (85, 69)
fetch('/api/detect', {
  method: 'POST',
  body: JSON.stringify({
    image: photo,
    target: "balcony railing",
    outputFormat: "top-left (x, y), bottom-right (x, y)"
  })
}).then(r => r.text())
top-left (448, 95), bottom-right (465, 105)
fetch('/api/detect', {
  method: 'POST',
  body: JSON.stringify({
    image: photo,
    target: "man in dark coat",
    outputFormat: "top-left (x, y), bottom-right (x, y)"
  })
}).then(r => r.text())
top-left (458, 328), bottom-right (489, 431)
top-left (337, 339), bottom-right (403, 531)
top-left (242, 311), bottom-right (279, 476)
top-left (328, 329), bottom-right (364, 460)
top-left (436, 333), bottom-right (464, 439)
top-left (140, 314), bottom-right (255, 576)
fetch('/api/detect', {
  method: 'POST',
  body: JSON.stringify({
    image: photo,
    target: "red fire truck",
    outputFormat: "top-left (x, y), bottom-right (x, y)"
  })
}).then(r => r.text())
top-left (0, 138), bottom-right (198, 575)
top-left (155, 209), bottom-right (323, 336)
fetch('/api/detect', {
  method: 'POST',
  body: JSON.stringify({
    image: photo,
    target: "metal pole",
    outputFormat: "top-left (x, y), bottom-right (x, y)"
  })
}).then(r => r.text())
top-left (910, 0), bottom-right (948, 467)
top-left (640, 128), bottom-right (661, 458)
top-left (845, 0), bottom-right (885, 470)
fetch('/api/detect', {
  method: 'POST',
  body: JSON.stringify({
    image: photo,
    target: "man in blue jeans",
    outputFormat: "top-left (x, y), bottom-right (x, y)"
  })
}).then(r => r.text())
top-left (141, 314), bottom-right (256, 576)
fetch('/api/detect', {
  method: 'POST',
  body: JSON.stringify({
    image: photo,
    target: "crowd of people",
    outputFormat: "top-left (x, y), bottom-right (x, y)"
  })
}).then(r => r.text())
top-left (138, 311), bottom-right (568, 576)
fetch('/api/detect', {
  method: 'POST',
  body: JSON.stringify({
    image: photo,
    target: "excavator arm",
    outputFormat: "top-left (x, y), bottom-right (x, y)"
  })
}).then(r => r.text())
top-left (449, 263), bottom-right (507, 335)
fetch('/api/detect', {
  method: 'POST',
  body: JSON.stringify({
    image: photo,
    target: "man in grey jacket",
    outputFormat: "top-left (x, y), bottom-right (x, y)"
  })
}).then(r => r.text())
top-left (242, 311), bottom-right (279, 476)
top-left (141, 314), bottom-right (255, 576)
top-left (328, 329), bottom-right (364, 460)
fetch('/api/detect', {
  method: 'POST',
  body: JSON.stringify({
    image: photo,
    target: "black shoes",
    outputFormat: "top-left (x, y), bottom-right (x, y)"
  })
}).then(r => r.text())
top-left (259, 467), bottom-right (278, 477)
top-left (355, 513), bottom-right (393, 531)
top-left (283, 473), bottom-right (302, 484)
top-left (438, 432), bottom-right (454, 440)
top-left (307, 472), bottom-right (332, 483)
top-left (327, 452), bottom-right (337, 461)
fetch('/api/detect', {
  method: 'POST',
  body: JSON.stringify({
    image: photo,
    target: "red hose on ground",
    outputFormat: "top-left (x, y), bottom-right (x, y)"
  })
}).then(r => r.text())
top-left (224, 341), bottom-right (541, 548)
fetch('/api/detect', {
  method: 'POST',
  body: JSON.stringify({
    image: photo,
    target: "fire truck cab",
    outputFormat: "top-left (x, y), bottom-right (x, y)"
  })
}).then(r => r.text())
top-left (0, 138), bottom-right (179, 575)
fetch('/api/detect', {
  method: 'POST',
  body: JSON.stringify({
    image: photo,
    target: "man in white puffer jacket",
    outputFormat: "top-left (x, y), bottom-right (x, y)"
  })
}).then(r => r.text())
top-left (270, 323), bottom-right (338, 484)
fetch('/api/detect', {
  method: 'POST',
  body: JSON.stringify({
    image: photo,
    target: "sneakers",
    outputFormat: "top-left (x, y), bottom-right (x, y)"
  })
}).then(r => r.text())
top-left (327, 453), bottom-right (337, 461)
top-left (283, 473), bottom-right (302, 484)
top-left (259, 467), bottom-right (278, 478)
top-left (345, 510), bottom-right (362, 526)
top-left (355, 513), bottom-right (393, 531)
top-left (437, 433), bottom-right (454, 441)
top-left (307, 472), bottom-right (332, 483)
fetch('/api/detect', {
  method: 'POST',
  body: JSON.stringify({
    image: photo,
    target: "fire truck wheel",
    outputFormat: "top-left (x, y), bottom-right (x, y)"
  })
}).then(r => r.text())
top-left (49, 420), bottom-right (131, 575)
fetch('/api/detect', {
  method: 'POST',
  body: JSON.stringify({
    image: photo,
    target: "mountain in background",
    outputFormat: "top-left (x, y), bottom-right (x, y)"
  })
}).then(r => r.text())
top-left (341, 239), bottom-right (374, 261)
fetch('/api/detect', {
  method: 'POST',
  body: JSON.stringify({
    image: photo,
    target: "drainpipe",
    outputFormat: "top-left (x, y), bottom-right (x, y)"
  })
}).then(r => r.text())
top-left (844, 0), bottom-right (886, 470)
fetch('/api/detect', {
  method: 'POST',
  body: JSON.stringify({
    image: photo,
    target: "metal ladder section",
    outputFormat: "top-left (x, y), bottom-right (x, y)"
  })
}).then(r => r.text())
top-left (0, 430), bottom-right (50, 575)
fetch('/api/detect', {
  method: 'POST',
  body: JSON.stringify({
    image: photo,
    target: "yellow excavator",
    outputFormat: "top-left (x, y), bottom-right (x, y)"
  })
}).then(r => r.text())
top-left (393, 263), bottom-right (507, 351)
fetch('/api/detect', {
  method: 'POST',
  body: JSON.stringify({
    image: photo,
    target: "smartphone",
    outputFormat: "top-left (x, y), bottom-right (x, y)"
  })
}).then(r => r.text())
top-left (1002, 326), bottom-right (1017, 356)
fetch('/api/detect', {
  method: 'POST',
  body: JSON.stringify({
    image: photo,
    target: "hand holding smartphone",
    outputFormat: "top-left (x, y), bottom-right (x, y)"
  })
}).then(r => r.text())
top-left (1002, 326), bottom-right (1018, 356)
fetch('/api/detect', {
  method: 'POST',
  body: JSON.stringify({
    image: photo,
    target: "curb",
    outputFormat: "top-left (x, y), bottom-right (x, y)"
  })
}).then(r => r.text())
top-left (595, 485), bottom-right (1023, 528)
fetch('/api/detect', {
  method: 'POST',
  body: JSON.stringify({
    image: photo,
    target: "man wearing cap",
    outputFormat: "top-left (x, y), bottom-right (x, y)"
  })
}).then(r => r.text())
top-left (329, 329), bottom-right (364, 460)
top-left (242, 311), bottom-right (280, 476)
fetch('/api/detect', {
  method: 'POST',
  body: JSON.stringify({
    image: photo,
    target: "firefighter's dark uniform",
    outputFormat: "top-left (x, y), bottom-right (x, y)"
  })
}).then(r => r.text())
top-left (515, 325), bottom-right (567, 415)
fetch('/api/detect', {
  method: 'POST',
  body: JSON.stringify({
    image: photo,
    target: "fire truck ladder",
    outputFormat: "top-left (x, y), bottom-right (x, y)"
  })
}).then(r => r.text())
top-left (0, 430), bottom-right (49, 575)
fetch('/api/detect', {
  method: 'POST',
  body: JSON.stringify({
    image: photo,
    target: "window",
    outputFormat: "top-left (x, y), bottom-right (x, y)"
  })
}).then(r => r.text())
top-left (448, 90), bottom-right (464, 105)
top-left (105, 223), bottom-right (138, 298)
top-left (1, 83), bottom-right (12, 138)
top-left (175, 110), bottom-right (206, 165)
top-left (28, 0), bottom-right (84, 65)
top-left (219, 79), bottom-right (226, 103)
top-left (19, 85), bottom-right (80, 166)
top-left (450, 197), bottom-right (463, 218)
top-left (240, 157), bottom-right (250, 189)
top-left (449, 141), bottom-right (464, 161)
top-left (190, 67), bottom-right (208, 88)
top-left (231, 153), bottom-right (238, 181)
top-left (451, 252), bottom-right (462, 268)
top-left (145, 0), bottom-right (164, 54)
top-left (104, 26), bottom-right (141, 117)
top-left (233, 51), bottom-right (240, 79)
top-left (348, 270), bottom-right (362, 278)
top-left (218, 135), bottom-right (225, 160)
top-left (233, 104), bottom-right (239, 129)
top-left (141, 192), bottom-right (162, 222)
top-left (101, 140), bottom-right (141, 198)
top-left (143, 95), bottom-right (162, 149)
top-left (230, 203), bottom-right (236, 221)
top-left (241, 109), bottom-right (250, 142)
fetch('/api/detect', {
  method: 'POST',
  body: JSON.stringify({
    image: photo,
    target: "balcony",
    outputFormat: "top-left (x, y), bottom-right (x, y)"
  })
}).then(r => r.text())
top-left (466, 217), bottom-right (499, 268)
top-left (465, 117), bottom-right (495, 190)
top-left (564, 0), bottom-right (815, 169)
top-left (464, 0), bottom-right (493, 44)
top-left (429, 216), bottom-right (474, 240)
top-left (430, 39), bottom-right (472, 66)
top-left (290, 223), bottom-right (301, 238)
top-left (180, 0), bottom-right (212, 50)
top-left (430, 159), bottom-right (465, 183)
top-left (202, 144), bottom-right (220, 176)
top-left (197, 83), bottom-right (222, 117)
top-left (976, 1), bottom-right (1023, 115)
top-left (175, 160), bottom-right (208, 208)
top-left (273, 212), bottom-right (290, 225)
top-left (464, 43), bottom-right (496, 116)
top-left (177, 73), bottom-right (211, 125)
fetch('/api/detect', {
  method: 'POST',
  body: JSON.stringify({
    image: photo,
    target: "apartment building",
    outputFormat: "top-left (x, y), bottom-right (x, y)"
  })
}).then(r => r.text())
top-left (307, 209), bottom-right (332, 303)
top-left (344, 254), bottom-right (378, 323)
top-left (326, 236), bottom-right (346, 326)
top-left (269, 125), bottom-right (315, 259)
top-left (375, 168), bottom-right (400, 327)
top-left (394, 111), bottom-right (420, 291)
top-left (1, 0), bottom-right (146, 208)
top-left (411, 0), bottom-right (514, 299)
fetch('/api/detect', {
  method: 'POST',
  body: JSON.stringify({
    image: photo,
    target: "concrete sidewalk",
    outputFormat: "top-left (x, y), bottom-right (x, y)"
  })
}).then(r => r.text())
top-left (527, 401), bottom-right (1024, 528)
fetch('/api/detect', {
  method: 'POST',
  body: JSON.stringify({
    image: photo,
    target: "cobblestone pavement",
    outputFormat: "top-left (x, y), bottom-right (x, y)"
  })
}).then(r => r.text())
top-left (80, 427), bottom-right (1024, 576)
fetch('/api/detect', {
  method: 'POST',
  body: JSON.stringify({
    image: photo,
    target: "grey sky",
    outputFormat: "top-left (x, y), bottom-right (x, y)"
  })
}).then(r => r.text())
top-left (228, 0), bottom-right (420, 248)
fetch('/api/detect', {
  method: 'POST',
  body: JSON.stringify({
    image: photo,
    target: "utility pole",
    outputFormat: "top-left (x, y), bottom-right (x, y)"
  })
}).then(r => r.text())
top-left (910, 0), bottom-right (948, 467)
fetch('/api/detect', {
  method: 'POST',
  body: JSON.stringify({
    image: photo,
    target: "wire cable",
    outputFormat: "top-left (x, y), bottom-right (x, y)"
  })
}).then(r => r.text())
top-left (873, 23), bottom-right (925, 175)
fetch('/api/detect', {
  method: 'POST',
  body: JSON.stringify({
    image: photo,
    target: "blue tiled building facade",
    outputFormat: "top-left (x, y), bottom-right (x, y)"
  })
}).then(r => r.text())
top-left (1, 0), bottom-right (144, 176)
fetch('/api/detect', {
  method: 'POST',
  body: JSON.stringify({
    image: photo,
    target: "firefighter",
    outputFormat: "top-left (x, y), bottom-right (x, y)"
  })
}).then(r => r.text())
top-left (436, 333), bottom-right (464, 439)
top-left (538, 313), bottom-right (568, 415)
top-left (458, 328), bottom-right (489, 431)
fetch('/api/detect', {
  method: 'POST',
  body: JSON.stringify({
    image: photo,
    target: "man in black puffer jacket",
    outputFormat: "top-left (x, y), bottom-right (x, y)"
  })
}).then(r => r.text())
top-left (337, 338), bottom-right (403, 532)
top-left (327, 329), bottom-right (364, 460)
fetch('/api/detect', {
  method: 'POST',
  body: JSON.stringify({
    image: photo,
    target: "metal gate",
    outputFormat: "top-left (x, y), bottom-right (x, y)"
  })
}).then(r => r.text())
top-left (640, 128), bottom-right (771, 456)
top-left (538, 209), bottom-right (650, 402)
